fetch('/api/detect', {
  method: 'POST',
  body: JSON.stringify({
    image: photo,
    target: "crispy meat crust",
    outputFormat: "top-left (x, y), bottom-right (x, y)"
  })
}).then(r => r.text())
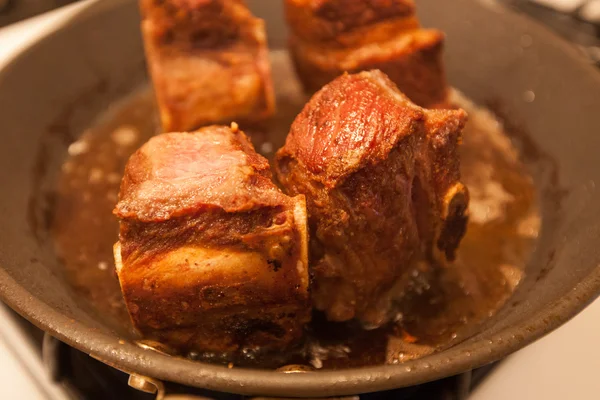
top-left (286, 0), bottom-right (417, 44)
top-left (140, 0), bottom-right (275, 131)
top-left (284, 0), bottom-right (448, 108)
top-left (115, 126), bottom-right (287, 221)
top-left (114, 126), bottom-right (309, 353)
top-left (275, 71), bottom-right (468, 327)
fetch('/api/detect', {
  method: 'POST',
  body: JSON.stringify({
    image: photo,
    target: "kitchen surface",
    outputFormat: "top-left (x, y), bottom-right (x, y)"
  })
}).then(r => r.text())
top-left (0, 1), bottom-right (599, 399)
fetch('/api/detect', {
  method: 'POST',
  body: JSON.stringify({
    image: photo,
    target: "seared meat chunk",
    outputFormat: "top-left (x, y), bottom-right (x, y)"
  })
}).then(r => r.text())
top-left (275, 71), bottom-right (468, 328)
top-left (114, 125), bottom-right (309, 353)
top-left (285, 0), bottom-right (448, 108)
top-left (140, 0), bottom-right (275, 131)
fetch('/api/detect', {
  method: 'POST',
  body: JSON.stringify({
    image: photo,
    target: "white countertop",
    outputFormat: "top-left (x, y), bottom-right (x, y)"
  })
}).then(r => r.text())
top-left (0, 305), bottom-right (67, 400)
top-left (0, 2), bottom-right (599, 399)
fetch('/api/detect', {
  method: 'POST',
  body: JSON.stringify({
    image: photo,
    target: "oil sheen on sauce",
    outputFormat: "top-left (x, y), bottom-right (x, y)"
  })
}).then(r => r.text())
top-left (52, 53), bottom-right (539, 370)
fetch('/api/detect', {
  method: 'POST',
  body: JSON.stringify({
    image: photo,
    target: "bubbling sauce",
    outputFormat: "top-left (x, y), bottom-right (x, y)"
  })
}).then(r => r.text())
top-left (52, 52), bottom-right (539, 369)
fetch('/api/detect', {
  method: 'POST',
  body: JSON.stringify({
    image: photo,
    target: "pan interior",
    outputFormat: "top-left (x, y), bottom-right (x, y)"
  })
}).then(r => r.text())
top-left (52, 50), bottom-right (540, 369)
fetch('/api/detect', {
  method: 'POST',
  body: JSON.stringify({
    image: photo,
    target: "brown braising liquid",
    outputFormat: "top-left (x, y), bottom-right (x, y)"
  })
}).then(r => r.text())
top-left (52, 52), bottom-right (539, 369)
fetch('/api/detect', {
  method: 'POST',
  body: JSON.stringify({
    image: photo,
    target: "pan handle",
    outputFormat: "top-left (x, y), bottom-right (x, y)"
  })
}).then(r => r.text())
top-left (128, 373), bottom-right (359, 400)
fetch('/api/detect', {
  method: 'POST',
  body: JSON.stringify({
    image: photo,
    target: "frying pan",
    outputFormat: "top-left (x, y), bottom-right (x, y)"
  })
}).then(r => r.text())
top-left (1, 0), bottom-right (600, 397)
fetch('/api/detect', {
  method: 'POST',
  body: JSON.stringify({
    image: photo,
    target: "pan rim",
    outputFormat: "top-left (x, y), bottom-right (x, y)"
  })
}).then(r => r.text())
top-left (1, 0), bottom-right (600, 396)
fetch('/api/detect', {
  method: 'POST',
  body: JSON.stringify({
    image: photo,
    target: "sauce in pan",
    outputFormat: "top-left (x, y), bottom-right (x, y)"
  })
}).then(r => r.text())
top-left (52, 53), bottom-right (539, 369)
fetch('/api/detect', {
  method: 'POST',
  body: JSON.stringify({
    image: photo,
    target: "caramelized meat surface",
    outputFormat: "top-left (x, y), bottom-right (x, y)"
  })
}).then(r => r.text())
top-left (275, 71), bottom-right (469, 328)
top-left (114, 125), bottom-right (309, 353)
top-left (140, 0), bottom-right (275, 131)
top-left (285, 0), bottom-right (448, 108)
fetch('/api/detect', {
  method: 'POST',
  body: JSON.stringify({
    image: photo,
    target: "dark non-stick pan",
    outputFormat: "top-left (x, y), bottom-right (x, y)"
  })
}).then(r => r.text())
top-left (1, 0), bottom-right (600, 397)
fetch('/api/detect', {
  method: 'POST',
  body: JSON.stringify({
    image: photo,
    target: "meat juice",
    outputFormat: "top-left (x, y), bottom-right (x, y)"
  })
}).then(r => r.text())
top-left (52, 52), bottom-right (539, 369)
